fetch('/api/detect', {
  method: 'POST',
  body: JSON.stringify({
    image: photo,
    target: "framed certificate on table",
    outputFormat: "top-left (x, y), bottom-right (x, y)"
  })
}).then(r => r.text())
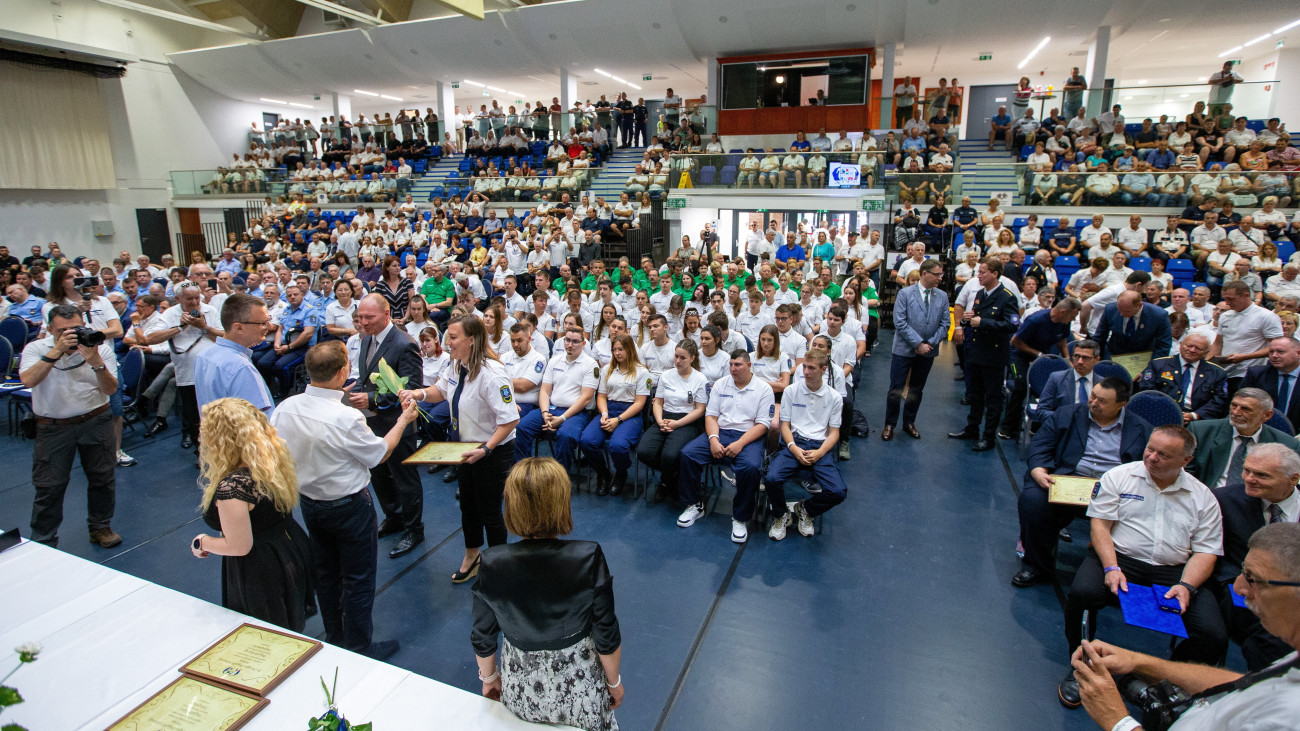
top-left (106, 675), bottom-right (267, 731)
top-left (403, 441), bottom-right (483, 465)
top-left (1049, 475), bottom-right (1100, 506)
top-left (1109, 351), bottom-right (1153, 380)
top-left (180, 623), bottom-right (322, 697)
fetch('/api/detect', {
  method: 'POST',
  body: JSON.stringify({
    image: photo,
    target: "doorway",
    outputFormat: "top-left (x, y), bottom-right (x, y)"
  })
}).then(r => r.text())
top-left (963, 84), bottom-right (1017, 142)
top-left (135, 209), bottom-right (171, 262)
top-left (262, 112), bottom-right (280, 131)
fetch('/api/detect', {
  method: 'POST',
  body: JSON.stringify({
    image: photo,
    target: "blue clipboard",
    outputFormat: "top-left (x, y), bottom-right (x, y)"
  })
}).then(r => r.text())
top-left (1116, 583), bottom-right (1189, 638)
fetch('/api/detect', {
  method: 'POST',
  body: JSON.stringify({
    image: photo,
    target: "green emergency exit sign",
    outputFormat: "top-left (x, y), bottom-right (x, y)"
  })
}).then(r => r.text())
top-left (860, 199), bottom-right (886, 211)
top-left (978, 54), bottom-right (992, 61)
top-left (665, 197), bottom-right (688, 209)
top-left (643, 75), bottom-right (653, 81)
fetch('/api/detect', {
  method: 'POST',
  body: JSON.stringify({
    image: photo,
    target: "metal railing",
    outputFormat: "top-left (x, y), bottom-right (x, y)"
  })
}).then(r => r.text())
top-left (976, 164), bottom-right (1297, 208)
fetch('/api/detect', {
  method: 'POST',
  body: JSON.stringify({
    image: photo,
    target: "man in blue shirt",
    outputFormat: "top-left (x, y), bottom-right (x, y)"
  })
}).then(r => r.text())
top-left (989, 106), bottom-right (1012, 150)
top-left (1144, 138), bottom-right (1177, 170)
top-left (194, 293), bottom-right (275, 415)
top-left (775, 233), bottom-right (807, 265)
top-left (999, 299), bottom-right (1079, 440)
top-left (254, 284), bottom-right (320, 397)
top-left (215, 249), bottom-right (242, 276)
top-left (1120, 162), bottom-right (1159, 207)
top-left (6, 284), bottom-right (46, 328)
top-left (951, 196), bottom-right (980, 247)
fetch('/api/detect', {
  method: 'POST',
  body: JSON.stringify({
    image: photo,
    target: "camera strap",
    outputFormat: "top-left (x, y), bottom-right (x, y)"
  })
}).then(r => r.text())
top-left (1163, 654), bottom-right (1300, 715)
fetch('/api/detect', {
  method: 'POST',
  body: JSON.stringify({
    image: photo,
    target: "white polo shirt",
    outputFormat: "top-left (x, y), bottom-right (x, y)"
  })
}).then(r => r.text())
top-left (777, 328), bottom-right (809, 360)
top-left (542, 350), bottom-right (599, 409)
top-left (158, 302), bottom-right (220, 386)
top-left (750, 353), bottom-right (794, 386)
top-left (502, 347), bottom-right (546, 405)
top-left (656, 367), bottom-right (708, 414)
top-left (699, 348), bottom-right (731, 383)
top-left (1115, 227), bottom-right (1148, 253)
top-left (706, 374), bottom-right (775, 433)
top-left (269, 385), bottom-right (389, 501)
top-left (826, 328), bottom-right (859, 387)
top-left (1087, 462), bottom-right (1224, 566)
top-left (1217, 303), bottom-right (1283, 377)
top-left (20, 337), bottom-right (116, 419)
top-left (736, 309), bottom-right (774, 344)
top-left (434, 359), bottom-right (519, 443)
top-left (649, 290), bottom-right (675, 312)
top-left (638, 338), bottom-right (677, 382)
top-left (599, 364), bottom-right (652, 404)
top-left (781, 377), bottom-right (844, 443)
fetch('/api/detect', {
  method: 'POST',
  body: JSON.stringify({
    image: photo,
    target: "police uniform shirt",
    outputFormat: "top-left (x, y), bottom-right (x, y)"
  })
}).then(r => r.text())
top-left (1087, 461), bottom-right (1224, 566)
top-left (346, 333), bottom-right (361, 380)
top-left (530, 330), bottom-right (551, 358)
top-left (781, 377), bottom-right (844, 443)
top-left (270, 386), bottom-right (390, 501)
top-left (800, 299), bottom-right (826, 326)
top-left (542, 350), bottom-right (600, 409)
top-left (503, 347), bottom-right (547, 405)
top-left (638, 339), bottom-right (678, 385)
top-left (657, 368), bottom-right (708, 414)
top-left (844, 317), bottom-right (868, 343)
top-left (773, 288), bottom-right (799, 306)
top-left (706, 375), bottom-right (775, 433)
top-left (750, 354), bottom-right (794, 385)
top-left (159, 302), bottom-right (221, 386)
top-left (20, 337), bottom-right (116, 419)
top-left (436, 359), bottom-right (519, 443)
top-left (599, 364), bottom-right (652, 403)
top-left (777, 328), bottom-right (809, 360)
top-left (955, 275), bottom-right (1025, 310)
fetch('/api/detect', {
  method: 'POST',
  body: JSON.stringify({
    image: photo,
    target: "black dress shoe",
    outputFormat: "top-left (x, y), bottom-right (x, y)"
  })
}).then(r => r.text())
top-left (880, 425), bottom-right (895, 441)
top-left (609, 472), bottom-right (626, 496)
top-left (972, 440), bottom-right (995, 452)
top-left (388, 530), bottom-right (424, 559)
top-left (903, 424), bottom-right (921, 439)
top-left (363, 639), bottom-right (400, 662)
top-left (1011, 568), bottom-right (1045, 588)
top-left (442, 466), bottom-right (459, 484)
top-left (1059, 527), bottom-right (1073, 543)
top-left (595, 474), bottom-right (610, 496)
top-left (377, 518), bottom-right (403, 538)
top-left (1058, 671), bottom-right (1081, 708)
top-left (947, 430), bottom-right (978, 440)
top-left (959, 396), bottom-right (971, 405)
top-left (144, 419), bottom-right (167, 439)
top-left (653, 483), bottom-right (670, 503)
top-left (181, 434), bottom-right (195, 450)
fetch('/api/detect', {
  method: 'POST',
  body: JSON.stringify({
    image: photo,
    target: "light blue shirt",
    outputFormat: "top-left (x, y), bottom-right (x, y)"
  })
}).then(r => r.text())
top-left (215, 258), bottom-right (242, 275)
top-left (1076, 414), bottom-right (1125, 477)
top-left (9, 296), bottom-right (46, 323)
top-left (194, 337), bottom-right (274, 414)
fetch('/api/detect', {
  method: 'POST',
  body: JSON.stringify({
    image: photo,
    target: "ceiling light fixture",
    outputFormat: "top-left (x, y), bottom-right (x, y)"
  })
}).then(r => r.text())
top-left (593, 68), bottom-right (612, 78)
top-left (462, 80), bottom-right (486, 88)
top-left (1017, 36), bottom-right (1051, 69)
top-left (260, 98), bottom-right (287, 105)
top-left (94, 0), bottom-right (264, 40)
top-left (289, 102), bottom-right (314, 109)
top-left (1275, 18), bottom-right (1300, 34)
top-left (1243, 32), bottom-right (1273, 47)
top-left (380, 94), bottom-right (404, 101)
top-left (353, 89), bottom-right (379, 96)
top-left (1137, 79), bottom-right (1148, 85)
top-left (1217, 45), bottom-right (1242, 58)
top-left (486, 85), bottom-right (505, 92)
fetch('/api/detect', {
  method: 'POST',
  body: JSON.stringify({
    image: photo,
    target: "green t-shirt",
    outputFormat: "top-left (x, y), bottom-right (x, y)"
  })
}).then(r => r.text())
top-left (823, 281), bottom-right (842, 300)
top-left (581, 273), bottom-right (604, 292)
top-left (420, 276), bottom-right (455, 307)
top-left (551, 277), bottom-right (568, 295)
top-left (863, 285), bottom-right (879, 318)
top-left (632, 270), bottom-right (653, 292)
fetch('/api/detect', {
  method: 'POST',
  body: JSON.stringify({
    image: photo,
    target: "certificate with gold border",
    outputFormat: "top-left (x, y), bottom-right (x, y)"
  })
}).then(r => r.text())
top-left (180, 623), bottom-right (321, 696)
top-left (1049, 475), bottom-right (1099, 506)
top-left (106, 675), bottom-right (267, 731)
top-left (403, 440), bottom-right (483, 464)
top-left (1109, 351), bottom-right (1153, 380)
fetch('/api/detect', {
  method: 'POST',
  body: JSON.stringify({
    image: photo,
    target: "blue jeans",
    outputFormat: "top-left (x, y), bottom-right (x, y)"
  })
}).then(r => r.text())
top-left (679, 429), bottom-right (764, 521)
top-left (1120, 191), bottom-right (1159, 207)
top-left (300, 490), bottom-right (378, 654)
top-left (579, 401), bottom-right (644, 474)
top-left (1158, 193), bottom-right (1187, 208)
top-left (513, 405), bottom-right (591, 467)
top-left (764, 435), bottom-right (847, 517)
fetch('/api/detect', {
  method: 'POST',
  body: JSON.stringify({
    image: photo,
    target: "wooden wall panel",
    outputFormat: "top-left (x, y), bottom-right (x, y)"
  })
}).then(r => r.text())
top-left (718, 105), bottom-right (873, 136)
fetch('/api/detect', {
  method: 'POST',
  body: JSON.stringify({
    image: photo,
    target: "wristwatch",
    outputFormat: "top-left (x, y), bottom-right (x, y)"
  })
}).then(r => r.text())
top-left (481, 444), bottom-right (494, 456)
top-left (1177, 580), bottom-right (1198, 596)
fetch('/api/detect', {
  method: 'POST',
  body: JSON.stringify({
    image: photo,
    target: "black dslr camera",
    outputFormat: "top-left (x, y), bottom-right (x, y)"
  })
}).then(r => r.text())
top-left (72, 276), bottom-right (97, 301)
top-left (1119, 675), bottom-right (1193, 731)
top-left (71, 326), bottom-right (105, 347)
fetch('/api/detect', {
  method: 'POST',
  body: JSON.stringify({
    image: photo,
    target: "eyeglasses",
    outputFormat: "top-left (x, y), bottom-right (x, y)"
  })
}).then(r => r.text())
top-left (237, 320), bottom-right (271, 327)
top-left (1239, 570), bottom-right (1300, 589)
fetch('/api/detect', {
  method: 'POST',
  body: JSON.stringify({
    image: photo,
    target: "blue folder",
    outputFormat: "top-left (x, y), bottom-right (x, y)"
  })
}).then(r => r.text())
top-left (1117, 584), bottom-right (1189, 638)
top-left (1231, 584), bottom-right (1248, 609)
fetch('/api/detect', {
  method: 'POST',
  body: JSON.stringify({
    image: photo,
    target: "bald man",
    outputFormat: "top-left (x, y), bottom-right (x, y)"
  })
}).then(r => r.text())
top-left (1091, 289), bottom-right (1173, 367)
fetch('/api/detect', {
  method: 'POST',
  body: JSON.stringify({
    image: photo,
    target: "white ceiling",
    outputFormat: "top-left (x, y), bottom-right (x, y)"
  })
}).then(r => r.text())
top-left (162, 0), bottom-right (1298, 115)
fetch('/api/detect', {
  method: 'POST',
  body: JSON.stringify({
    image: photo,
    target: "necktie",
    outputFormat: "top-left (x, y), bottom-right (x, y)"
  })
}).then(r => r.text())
top-left (1268, 503), bottom-right (1286, 524)
top-left (922, 288), bottom-right (930, 309)
top-left (1280, 374), bottom-right (1292, 413)
top-left (1226, 436), bottom-right (1251, 488)
top-left (1182, 364), bottom-right (1194, 407)
top-left (366, 336), bottom-right (381, 368)
top-left (449, 365), bottom-right (468, 441)
top-left (1124, 315), bottom-right (1137, 338)
top-left (1077, 375), bottom-right (1088, 404)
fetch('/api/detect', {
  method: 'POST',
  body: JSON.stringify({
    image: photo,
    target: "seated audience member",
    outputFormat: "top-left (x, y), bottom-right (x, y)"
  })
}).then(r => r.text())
top-left (1187, 388), bottom-right (1300, 489)
top-left (512, 327), bottom-right (598, 468)
top-left (1091, 290), bottom-right (1173, 365)
top-left (1241, 336), bottom-right (1300, 429)
top-left (1137, 333), bottom-right (1229, 423)
top-left (1212, 443), bottom-right (1299, 671)
top-left (579, 334), bottom-right (650, 497)
top-left (1013, 377), bottom-right (1153, 588)
top-left (676, 350), bottom-right (775, 544)
top-left (1035, 339), bottom-right (1101, 422)
top-left (1071, 523), bottom-right (1300, 731)
top-left (1057, 425), bottom-right (1226, 709)
top-left (764, 352), bottom-right (846, 541)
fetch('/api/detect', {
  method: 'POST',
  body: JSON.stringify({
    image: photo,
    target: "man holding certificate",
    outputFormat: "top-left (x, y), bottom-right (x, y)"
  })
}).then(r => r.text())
top-left (1090, 290), bottom-right (1172, 376)
top-left (271, 341), bottom-right (419, 661)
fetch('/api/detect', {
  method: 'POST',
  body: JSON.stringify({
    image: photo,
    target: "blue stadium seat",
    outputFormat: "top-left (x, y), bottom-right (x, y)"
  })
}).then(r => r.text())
top-left (1130, 256), bottom-right (1152, 272)
top-left (720, 166), bottom-right (737, 186)
top-left (699, 166), bottom-right (716, 185)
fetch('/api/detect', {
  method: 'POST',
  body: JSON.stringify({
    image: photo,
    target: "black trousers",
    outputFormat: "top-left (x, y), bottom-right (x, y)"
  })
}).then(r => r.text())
top-left (179, 384), bottom-right (200, 440)
top-left (300, 490), bottom-right (377, 653)
top-left (885, 353), bottom-right (935, 427)
top-left (1017, 480), bottom-right (1087, 575)
top-left (636, 413), bottom-right (701, 491)
top-left (1000, 356), bottom-right (1032, 437)
top-left (460, 440), bottom-right (513, 550)
top-left (1066, 550), bottom-right (1228, 665)
top-left (31, 411), bottom-right (116, 544)
top-left (964, 362), bottom-right (1005, 439)
top-left (369, 425), bottom-right (423, 530)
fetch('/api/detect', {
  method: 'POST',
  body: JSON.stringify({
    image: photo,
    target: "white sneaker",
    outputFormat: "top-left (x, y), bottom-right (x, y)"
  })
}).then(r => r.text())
top-left (116, 450), bottom-right (137, 467)
top-left (793, 501), bottom-right (815, 537)
top-left (768, 512), bottom-right (790, 541)
top-left (720, 467), bottom-right (736, 485)
top-left (677, 503), bottom-right (705, 528)
top-left (731, 519), bottom-right (749, 544)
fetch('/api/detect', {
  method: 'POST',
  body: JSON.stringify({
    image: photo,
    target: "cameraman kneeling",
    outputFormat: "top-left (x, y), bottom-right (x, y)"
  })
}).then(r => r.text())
top-left (1073, 522), bottom-right (1300, 731)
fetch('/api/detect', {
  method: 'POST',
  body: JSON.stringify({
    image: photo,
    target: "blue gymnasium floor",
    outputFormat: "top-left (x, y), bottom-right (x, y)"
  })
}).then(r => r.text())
top-left (0, 332), bottom-right (1246, 730)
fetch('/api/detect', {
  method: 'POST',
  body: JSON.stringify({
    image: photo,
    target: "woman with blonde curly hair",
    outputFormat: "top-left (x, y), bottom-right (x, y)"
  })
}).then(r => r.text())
top-left (190, 397), bottom-right (314, 631)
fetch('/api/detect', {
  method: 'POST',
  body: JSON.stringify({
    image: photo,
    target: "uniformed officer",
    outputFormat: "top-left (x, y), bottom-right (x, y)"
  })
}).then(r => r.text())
top-left (998, 298), bottom-right (1079, 441)
top-left (513, 325), bottom-right (598, 467)
top-left (580, 333), bottom-right (652, 496)
top-left (1137, 332), bottom-right (1230, 423)
top-left (677, 349), bottom-right (775, 544)
top-left (501, 322), bottom-right (547, 421)
top-left (637, 314), bottom-right (677, 388)
top-left (949, 257), bottom-right (1020, 451)
top-left (254, 282), bottom-right (320, 396)
top-left (765, 352), bottom-right (847, 541)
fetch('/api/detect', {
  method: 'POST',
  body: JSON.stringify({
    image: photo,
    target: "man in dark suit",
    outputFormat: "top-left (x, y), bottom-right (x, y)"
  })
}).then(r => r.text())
top-left (349, 294), bottom-right (426, 558)
top-left (1012, 377), bottom-right (1153, 587)
top-left (1187, 388), bottom-right (1300, 490)
top-left (1241, 335), bottom-right (1300, 431)
top-left (949, 257), bottom-right (1021, 451)
top-left (1212, 442), bottom-right (1299, 670)
top-left (1091, 290), bottom-right (1172, 364)
top-left (1137, 332), bottom-right (1230, 424)
top-left (882, 259), bottom-right (949, 441)
top-left (1033, 339), bottom-right (1101, 422)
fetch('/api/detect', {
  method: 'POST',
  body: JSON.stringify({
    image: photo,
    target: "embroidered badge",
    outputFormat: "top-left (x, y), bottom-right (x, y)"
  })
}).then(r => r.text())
top-left (535, 361), bottom-right (544, 373)
top-left (769, 403), bottom-right (776, 418)
top-left (646, 377), bottom-right (654, 390)
top-left (500, 385), bottom-right (512, 403)
top-left (1091, 482), bottom-right (1101, 500)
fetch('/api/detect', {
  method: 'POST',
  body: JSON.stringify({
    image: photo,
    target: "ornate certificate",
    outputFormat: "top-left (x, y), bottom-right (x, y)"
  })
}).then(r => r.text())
top-left (180, 623), bottom-right (321, 696)
top-left (107, 675), bottom-right (267, 731)
top-left (403, 441), bottom-right (483, 464)
top-left (1109, 351), bottom-right (1153, 380)
top-left (1049, 475), bottom-right (1099, 506)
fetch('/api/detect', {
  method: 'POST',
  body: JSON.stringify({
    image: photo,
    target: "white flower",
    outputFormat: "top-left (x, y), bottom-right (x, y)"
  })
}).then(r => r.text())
top-left (15, 642), bottom-right (41, 658)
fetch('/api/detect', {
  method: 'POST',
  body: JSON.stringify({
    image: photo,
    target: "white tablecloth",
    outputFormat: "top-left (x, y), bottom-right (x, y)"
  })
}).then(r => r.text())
top-left (0, 540), bottom-right (549, 730)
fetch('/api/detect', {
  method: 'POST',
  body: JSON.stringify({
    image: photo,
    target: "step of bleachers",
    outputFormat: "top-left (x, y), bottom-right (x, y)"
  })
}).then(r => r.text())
top-left (956, 141), bottom-right (1020, 205)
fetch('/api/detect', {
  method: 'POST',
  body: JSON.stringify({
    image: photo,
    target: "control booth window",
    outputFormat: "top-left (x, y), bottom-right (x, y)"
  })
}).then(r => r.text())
top-left (721, 56), bottom-right (869, 110)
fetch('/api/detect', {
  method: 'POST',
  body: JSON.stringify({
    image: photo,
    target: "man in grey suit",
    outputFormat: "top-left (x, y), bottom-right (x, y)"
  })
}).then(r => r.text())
top-left (1187, 388), bottom-right (1300, 490)
top-left (348, 294), bottom-right (426, 558)
top-left (883, 259), bottom-right (949, 440)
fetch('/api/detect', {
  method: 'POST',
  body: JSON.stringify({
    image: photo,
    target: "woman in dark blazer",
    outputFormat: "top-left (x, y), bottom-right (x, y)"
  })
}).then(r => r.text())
top-left (470, 457), bottom-right (623, 731)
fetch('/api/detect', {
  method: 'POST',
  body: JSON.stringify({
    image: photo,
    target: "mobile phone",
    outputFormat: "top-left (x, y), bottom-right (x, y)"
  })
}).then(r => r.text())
top-left (207, 279), bottom-right (218, 289)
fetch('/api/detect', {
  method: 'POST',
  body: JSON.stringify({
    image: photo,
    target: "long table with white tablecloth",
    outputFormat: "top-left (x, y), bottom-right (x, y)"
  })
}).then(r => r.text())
top-left (0, 540), bottom-right (553, 730)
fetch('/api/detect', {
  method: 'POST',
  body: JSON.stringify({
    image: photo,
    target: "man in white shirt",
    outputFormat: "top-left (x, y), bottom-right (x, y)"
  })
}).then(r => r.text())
top-left (638, 314), bottom-right (677, 388)
top-left (1213, 280), bottom-right (1284, 382)
top-left (1078, 214), bottom-right (1111, 251)
top-left (1167, 288), bottom-right (1209, 328)
top-left (1265, 265), bottom-right (1300, 306)
top-left (1191, 213), bottom-right (1228, 266)
top-left (271, 342), bottom-right (417, 661)
top-left (1207, 61), bottom-right (1243, 116)
top-left (1228, 216), bottom-right (1265, 257)
top-left (512, 326), bottom-right (597, 467)
top-left (502, 323), bottom-right (547, 420)
top-left (1115, 214), bottom-right (1149, 256)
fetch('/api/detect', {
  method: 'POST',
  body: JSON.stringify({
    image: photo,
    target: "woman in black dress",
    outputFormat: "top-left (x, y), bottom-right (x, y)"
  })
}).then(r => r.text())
top-left (373, 255), bottom-right (413, 323)
top-left (190, 397), bottom-right (313, 632)
top-left (471, 457), bottom-right (623, 731)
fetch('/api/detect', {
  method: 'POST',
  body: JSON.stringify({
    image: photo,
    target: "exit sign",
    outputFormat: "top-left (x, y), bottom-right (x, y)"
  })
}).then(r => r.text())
top-left (665, 197), bottom-right (688, 209)
top-left (860, 199), bottom-right (886, 211)
top-left (643, 75), bottom-right (653, 81)
top-left (515, 99), bottom-right (524, 105)
top-left (451, 83), bottom-right (460, 89)
top-left (978, 54), bottom-right (992, 61)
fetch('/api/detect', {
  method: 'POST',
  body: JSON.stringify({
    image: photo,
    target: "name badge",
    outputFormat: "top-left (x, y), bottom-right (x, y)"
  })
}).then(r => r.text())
top-left (1119, 493), bottom-right (1146, 502)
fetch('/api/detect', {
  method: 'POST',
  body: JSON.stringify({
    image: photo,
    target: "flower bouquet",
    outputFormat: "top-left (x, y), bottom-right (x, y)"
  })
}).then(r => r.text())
top-left (1, 642), bottom-right (42, 731)
top-left (307, 668), bottom-right (371, 731)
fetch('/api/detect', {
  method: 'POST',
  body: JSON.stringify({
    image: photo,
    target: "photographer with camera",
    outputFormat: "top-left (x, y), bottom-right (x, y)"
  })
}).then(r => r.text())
top-left (20, 304), bottom-right (122, 548)
top-left (138, 281), bottom-right (221, 451)
top-left (1072, 522), bottom-right (1300, 731)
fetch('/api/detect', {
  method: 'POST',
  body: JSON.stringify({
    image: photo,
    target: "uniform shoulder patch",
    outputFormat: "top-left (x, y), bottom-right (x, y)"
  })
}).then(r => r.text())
top-left (535, 360), bottom-right (545, 373)
top-left (1091, 481), bottom-right (1101, 500)
top-left (646, 377), bottom-right (654, 390)
top-left (769, 403), bottom-right (776, 418)
top-left (593, 365), bottom-right (601, 379)
top-left (500, 385), bottom-right (512, 403)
